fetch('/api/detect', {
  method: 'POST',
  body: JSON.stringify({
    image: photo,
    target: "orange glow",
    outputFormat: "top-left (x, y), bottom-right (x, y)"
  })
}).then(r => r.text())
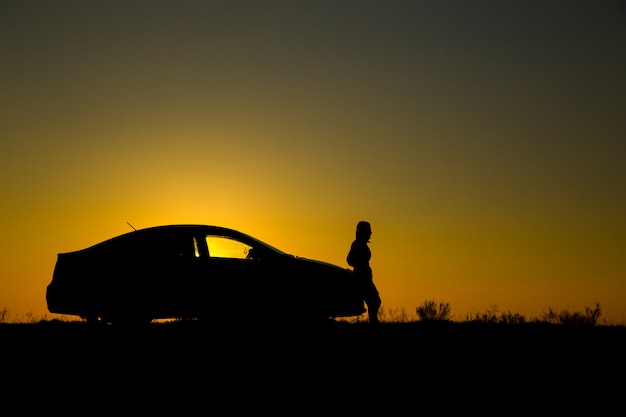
top-left (1, 2), bottom-right (625, 324)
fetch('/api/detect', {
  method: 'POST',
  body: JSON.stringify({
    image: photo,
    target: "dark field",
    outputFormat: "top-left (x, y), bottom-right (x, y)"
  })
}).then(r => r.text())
top-left (2, 320), bottom-right (624, 412)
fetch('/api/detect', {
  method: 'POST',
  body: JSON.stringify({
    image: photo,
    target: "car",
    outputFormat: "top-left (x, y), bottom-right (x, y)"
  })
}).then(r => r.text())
top-left (46, 224), bottom-right (366, 324)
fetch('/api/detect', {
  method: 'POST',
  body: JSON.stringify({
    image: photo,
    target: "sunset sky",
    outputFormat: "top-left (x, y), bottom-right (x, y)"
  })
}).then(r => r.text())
top-left (2, 1), bottom-right (625, 324)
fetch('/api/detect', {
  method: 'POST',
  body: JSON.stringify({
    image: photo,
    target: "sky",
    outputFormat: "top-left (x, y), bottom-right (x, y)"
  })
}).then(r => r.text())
top-left (1, 0), bottom-right (625, 324)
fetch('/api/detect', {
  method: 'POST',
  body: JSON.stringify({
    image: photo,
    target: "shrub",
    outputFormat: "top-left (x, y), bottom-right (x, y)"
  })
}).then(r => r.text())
top-left (0, 307), bottom-right (9, 323)
top-left (540, 302), bottom-right (602, 326)
top-left (378, 306), bottom-right (412, 323)
top-left (416, 299), bottom-right (452, 322)
top-left (464, 305), bottom-right (527, 324)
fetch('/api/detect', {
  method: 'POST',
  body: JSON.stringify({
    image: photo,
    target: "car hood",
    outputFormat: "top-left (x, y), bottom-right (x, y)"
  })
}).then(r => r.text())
top-left (293, 256), bottom-right (351, 272)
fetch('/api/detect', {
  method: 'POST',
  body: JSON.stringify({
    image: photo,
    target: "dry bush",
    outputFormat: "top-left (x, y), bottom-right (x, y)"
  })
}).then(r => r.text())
top-left (540, 302), bottom-right (602, 326)
top-left (378, 306), bottom-right (413, 323)
top-left (415, 299), bottom-right (452, 322)
top-left (0, 307), bottom-right (9, 323)
top-left (464, 305), bottom-right (527, 324)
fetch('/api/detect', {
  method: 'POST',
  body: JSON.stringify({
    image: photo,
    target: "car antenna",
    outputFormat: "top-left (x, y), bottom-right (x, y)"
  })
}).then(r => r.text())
top-left (127, 221), bottom-right (137, 231)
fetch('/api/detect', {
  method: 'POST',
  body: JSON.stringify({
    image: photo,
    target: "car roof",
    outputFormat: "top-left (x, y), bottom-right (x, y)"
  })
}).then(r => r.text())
top-left (64, 224), bottom-right (287, 255)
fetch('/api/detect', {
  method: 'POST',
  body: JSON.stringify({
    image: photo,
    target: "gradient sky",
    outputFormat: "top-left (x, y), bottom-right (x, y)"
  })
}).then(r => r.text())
top-left (2, 1), bottom-right (625, 324)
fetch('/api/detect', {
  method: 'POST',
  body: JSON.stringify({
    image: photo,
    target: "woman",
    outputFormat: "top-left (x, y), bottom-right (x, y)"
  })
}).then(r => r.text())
top-left (347, 221), bottom-right (381, 324)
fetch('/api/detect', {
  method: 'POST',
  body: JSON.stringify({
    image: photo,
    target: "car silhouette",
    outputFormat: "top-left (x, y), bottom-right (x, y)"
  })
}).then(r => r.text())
top-left (46, 224), bottom-right (366, 324)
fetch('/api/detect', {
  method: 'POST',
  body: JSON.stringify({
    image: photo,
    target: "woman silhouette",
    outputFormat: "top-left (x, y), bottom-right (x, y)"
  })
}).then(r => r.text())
top-left (347, 221), bottom-right (381, 324)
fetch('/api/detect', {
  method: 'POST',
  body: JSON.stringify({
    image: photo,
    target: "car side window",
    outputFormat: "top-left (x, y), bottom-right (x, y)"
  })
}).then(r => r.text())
top-left (193, 236), bottom-right (200, 257)
top-left (205, 236), bottom-right (252, 259)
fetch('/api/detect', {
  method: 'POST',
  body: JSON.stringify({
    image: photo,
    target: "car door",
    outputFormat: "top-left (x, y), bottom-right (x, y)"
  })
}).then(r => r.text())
top-left (132, 230), bottom-right (206, 319)
top-left (200, 234), bottom-right (269, 318)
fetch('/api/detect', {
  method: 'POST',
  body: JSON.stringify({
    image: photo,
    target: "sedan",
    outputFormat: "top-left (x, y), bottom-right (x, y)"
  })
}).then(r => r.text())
top-left (46, 224), bottom-right (366, 324)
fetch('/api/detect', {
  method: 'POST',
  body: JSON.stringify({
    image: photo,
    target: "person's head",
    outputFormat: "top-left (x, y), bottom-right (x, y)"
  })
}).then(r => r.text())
top-left (355, 220), bottom-right (372, 242)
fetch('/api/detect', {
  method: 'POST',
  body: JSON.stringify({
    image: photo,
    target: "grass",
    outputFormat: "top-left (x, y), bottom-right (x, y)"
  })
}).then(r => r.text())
top-left (338, 299), bottom-right (621, 326)
top-left (0, 306), bottom-right (79, 324)
top-left (1, 300), bottom-right (622, 327)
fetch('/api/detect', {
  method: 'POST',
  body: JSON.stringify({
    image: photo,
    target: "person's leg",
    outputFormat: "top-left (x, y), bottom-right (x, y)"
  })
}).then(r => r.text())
top-left (366, 284), bottom-right (382, 324)
top-left (368, 306), bottom-right (380, 323)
